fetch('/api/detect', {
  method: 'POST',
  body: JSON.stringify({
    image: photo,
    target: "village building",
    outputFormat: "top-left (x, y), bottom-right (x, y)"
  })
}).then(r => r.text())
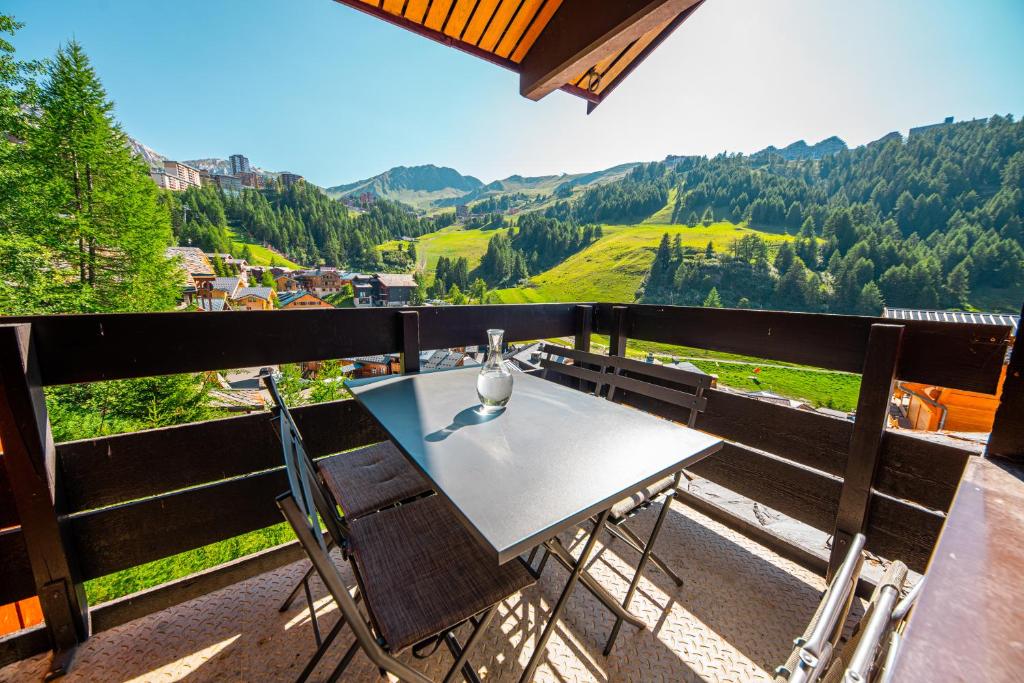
top-left (373, 272), bottom-right (417, 307)
top-left (346, 354), bottom-right (401, 378)
top-left (209, 277), bottom-right (243, 300)
top-left (886, 307), bottom-right (1020, 432)
top-left (278, 291), bottom-right (333, 310)
top-left (274, 275), bottom-right (301, 292)
top-left (231, 287), bottom-right (277, 311)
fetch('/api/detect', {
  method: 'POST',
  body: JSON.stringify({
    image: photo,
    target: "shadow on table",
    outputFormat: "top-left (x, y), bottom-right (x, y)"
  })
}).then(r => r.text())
top-left (425, 405), bottom-right (504, 442)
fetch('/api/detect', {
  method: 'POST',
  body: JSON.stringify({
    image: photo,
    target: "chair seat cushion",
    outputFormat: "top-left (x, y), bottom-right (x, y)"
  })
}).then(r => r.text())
top-left (610, 475), bottom-right (675, 521)
top-left (317, 441), bottom-right (430, 520)
top-left (348, 495), bottom-right (535, 652)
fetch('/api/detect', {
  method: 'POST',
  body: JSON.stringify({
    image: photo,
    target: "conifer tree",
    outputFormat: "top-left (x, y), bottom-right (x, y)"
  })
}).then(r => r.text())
top-left (28, 41), bottom-right (179, 312)
top-left (703, 287), bottom-right (723, 308)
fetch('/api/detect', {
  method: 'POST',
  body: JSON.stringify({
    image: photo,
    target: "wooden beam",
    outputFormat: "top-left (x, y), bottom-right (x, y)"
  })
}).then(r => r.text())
top-left (585, 0), bottom-right (704, 113)
top-left (519, 0), bottom-right (701, 100)
top-left (400, 310), bottom-right (420, 373)
top-left (3, 304), bottom-right (582, 386)
top-left (828, 323), bottom-right (904, 579)
top-left (591, 304), bottom-right (1010, 393)
top-left (89, 541), bottom-right (304, 633)
top-left (573, 304), bottom-right (593, 352)
top-left (986, 301), bottom-right (1024, 463)
top-left (57, 399), bottom-right (386, 514)
top-left (0, 324), bottom-right (88, 668)
top-left (609, 305), bottom-right (628, 357)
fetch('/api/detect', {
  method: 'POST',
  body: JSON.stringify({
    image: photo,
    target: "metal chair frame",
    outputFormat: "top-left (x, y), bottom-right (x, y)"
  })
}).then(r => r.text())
top-left (537, 344), bottom-right (712, 654)
top-left (263, 373), bottom-right (431, 648)
top-left (267, 375), bottom-right (498, 683)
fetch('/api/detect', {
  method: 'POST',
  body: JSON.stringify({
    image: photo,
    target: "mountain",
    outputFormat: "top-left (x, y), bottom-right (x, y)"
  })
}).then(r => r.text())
top-left (752, 136), bottom-right (848, 161)
top-left (326, 164), bottom-right (483, 209)
top-left (326, 162), bottom-right (639, 211)
top-left (128, 138), bottom-right (167, 169)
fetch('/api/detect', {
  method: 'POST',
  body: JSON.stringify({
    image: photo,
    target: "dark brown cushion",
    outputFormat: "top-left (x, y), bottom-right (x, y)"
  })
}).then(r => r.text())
top-left (348, 495), bottom-right (535, 652)
top-left (317, 441), bottom-right (430, 520)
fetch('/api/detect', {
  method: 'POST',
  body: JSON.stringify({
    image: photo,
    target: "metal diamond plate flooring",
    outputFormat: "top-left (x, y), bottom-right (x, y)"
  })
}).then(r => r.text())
top-left (0, 500), bottom-right (846, 682)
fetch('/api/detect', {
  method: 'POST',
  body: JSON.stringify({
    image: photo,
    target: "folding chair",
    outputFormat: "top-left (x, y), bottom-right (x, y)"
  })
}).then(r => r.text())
top-left (263, 374), bottom-right (433, 648)
top-left (776, 532), bottom-right (923, 683)
top-left (271, 376), bottom-right (535, 682)
top-left (538, 344), bottom-right (712, 654)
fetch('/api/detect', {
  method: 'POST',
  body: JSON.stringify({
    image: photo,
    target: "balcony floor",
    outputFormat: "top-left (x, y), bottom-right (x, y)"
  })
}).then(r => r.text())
top-left (0, 499), bottom-right (854, 682)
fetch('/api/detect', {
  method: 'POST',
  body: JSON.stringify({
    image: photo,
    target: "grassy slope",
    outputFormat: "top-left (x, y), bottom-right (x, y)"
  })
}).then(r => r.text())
top-left (379, 225), bottom-right (510, 273)
top-left (227, 229), bottom-right (304, 269)
top-left (583, 336), bottom-right (861, 411)
top-left (492, 221), bottom-right (795, 304)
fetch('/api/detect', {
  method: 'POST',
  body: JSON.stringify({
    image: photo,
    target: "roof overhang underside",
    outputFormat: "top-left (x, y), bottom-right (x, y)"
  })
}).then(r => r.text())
top-left (332, 0), bottom-right (706, 112)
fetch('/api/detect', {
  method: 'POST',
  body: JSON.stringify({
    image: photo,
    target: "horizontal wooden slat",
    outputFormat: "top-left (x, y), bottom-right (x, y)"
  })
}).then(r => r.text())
top-left (593, 304), bottom-right (1010, 393)
top-left (688, 442), bottom-right (941, 572)
top-left (877, 431), bottom-right (970, 512)
top-left (0, 623), bottom-right (49, 670)
top-left (606, 371), bottom-right (706, 411)
top-left (69, 468), bottom-right (289, 580)
top-left (689, 443), bottom-right (840, 531)
top-left (57, 398), bottom-right (387, 514)
top-left (90, 540), bottom-right (304, 633)
top-left (697, 387), bottom-right (852, 475)
top-left (865, 493), bottom-right (945, 571)
top-left (0, 527), bottom-right (35, 604)
top-left (630, 382), bottom-right (973, 512)
top-left (539, 357), bottom-right (609, 386)
top-left (416, 303), bottom-right (579, 351)
top-left (3, 304), bottom-right (581, 386)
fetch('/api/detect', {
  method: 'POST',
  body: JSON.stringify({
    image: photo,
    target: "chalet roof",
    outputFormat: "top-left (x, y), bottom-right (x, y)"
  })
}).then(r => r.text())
top-left (883, 307), bottom-right (1019, 337)
top-left (418, 349), bottom-right (468, 370)
top-left (331, 0), bottom-right (706, 113)
top-left (211, 277), bottom-right (242, 293)
top-left (349, 354), bottom-right (398, 365)
top-left (196, 298), bottom-right (229, 312)
top-left (166, 246), bottom-right (215, 277)
top-left (375, 272), bottom-right (418, 288)
top-left (233, 287), bottom-right (275, 301)
top-left (278, 290), bottom-right (326, 307)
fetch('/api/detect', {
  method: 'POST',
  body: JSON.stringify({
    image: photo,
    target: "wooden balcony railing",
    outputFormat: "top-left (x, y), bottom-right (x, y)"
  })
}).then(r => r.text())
top-left (0, 303), bottom-right (1018, 673)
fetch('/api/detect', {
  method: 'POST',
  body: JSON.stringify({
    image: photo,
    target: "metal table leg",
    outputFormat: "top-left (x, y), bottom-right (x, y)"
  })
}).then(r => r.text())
top-left (519, 509), bottom-right (612, 683)
top-left (544, 538), bottom-right (646, 629)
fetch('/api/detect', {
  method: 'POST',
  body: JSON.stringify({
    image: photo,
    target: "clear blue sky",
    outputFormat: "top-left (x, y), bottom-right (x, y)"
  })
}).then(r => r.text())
top-left (7, 0), bottom-right (1023, 186)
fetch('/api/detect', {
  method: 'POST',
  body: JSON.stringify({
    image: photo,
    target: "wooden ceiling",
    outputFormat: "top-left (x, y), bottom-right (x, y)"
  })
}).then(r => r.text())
top-left (333, 0), bottom-right (706, 112)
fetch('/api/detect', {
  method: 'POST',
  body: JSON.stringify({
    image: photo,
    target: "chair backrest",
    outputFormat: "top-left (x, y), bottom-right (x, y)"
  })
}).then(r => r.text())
top-left (538, 344), bottom-right (712, 427)
top-left (262, 373), bottom-right (347, 552)
top-left (778, 533), bottom-right (867, 683)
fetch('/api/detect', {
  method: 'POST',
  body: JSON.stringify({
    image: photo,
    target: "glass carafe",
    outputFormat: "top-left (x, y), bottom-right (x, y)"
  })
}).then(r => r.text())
top-left (476, 328), bottom-right (513, 411)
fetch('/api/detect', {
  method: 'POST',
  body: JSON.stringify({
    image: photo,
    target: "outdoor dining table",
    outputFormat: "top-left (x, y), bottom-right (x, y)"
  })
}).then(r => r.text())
top-left (346, 365), bottom-right (723, 682)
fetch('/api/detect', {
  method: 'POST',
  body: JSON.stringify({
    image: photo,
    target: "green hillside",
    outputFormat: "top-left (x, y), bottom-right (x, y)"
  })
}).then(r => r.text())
top-left (226, 229), bottom-right (304, 269)
top-left (379, 225), bottom-right (510, 272)
top-left (492, 221), bottom-right (795, 303)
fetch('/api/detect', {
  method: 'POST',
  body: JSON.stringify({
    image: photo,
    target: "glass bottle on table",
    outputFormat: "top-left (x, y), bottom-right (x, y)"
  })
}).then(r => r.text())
top-left (477, 328), bottom-right (513, 411)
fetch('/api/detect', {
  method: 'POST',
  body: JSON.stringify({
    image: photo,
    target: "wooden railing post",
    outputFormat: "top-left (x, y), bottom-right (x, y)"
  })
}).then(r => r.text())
top-left (0, 324), bottom-right (88, 676)
top-left (986, 301), bottom-right (1024, 463)
top-left (573, 305), bottom-right (594, 392)
top-left (400, 310), bottom-right (420, 374)
top-left (574, 305), bottom-right (593, 352)
top-left (828, 323), bottom-right (905, 579)
top-left (609, 305), bottom-right (628, 357)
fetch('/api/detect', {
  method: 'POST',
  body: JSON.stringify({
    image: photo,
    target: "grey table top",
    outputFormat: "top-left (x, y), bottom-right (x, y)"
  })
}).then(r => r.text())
top-left (347, 367), bottom-right (723, 564)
